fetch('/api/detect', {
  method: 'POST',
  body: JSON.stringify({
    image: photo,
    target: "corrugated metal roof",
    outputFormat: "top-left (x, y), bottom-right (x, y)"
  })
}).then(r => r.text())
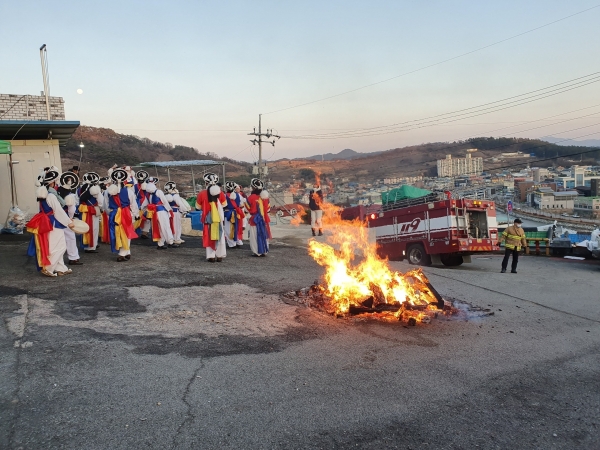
top-left (139, 160), bottom-right (224, 168)
top-left (0, 120), bottom-right (80, 147)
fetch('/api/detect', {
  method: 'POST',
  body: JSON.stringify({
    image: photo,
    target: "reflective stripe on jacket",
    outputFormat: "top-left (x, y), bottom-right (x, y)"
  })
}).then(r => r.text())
top-left (502, 225), bottom-right (527, 250)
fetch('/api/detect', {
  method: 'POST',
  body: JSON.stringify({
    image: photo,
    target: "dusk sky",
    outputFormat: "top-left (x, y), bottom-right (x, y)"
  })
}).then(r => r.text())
top-left (1, 0), bottom-right (599, 162)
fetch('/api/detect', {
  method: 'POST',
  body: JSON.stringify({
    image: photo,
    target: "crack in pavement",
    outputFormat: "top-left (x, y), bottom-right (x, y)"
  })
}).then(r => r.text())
top-left (7, 294), bottom-right (31, 450)
top-left (171, 359), bottom-right (206, 449)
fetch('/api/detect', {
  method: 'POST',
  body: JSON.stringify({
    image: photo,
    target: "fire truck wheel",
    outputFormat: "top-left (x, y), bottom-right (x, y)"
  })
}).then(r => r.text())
top-left (440, 254), bottom-right (464, 267)
top-left (407, 244), bottom-right (431, 266)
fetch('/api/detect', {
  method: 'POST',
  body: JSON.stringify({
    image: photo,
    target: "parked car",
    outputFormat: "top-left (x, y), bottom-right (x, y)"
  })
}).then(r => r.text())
top-left (561, 213), bottom-right (569, 217)
top-left (572, 214), bottom-right (580, 218)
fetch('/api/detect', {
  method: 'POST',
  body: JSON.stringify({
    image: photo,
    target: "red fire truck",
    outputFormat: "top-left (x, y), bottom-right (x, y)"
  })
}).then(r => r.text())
top-left (368, 194), bottom-right (499, 266)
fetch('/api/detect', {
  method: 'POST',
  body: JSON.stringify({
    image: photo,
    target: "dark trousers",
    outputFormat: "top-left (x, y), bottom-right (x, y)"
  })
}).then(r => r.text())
top-left (501, 248), bottom-right (519, 271)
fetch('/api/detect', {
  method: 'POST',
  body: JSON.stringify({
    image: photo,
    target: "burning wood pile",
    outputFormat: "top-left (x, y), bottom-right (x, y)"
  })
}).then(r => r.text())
top-left (288, 268), bottom-right (457, 324)
top-left (289, 181), bottom-right (458, 324)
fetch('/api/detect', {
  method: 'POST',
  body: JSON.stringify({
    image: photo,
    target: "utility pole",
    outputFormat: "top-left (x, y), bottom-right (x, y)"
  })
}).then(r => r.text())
top-left (248, 114), bottom-right (280, 178)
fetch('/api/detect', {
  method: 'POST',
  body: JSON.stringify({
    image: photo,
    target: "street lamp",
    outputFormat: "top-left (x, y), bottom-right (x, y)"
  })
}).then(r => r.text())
top-left (78, 142), bottom-right (84, 170)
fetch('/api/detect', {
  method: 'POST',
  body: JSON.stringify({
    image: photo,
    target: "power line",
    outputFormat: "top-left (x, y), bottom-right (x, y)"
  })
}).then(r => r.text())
top-left (399, 131), bottom-right (600, 177)
top-left (288, 104), bottom-right (600, 170)
top-left (263, 4), bottom-right (600, 115)
top-left (282, 72), bottom-right (600, 139)
top-left (300, 121), bottom-right (600, 175)
top-left (435, 134), bottom-right (600, 178)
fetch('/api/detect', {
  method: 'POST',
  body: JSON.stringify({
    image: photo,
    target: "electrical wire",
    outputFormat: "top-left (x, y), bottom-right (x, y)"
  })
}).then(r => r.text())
top-left (282, 73), bottom-right (600, 139)
top-left (349, 104), bottom-right (600, 168)
top-left (263, 4), bottom-right (600, 115)
top-left (298, 119), bottom-right (600, 175)
top-left (387, 130), bottom-right (600, 178)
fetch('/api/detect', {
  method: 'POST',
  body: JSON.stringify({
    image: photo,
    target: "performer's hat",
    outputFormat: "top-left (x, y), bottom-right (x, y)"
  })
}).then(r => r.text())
top-left (36, 169), bottom-right (60, 186)
top-left (250, 178), bottom-right (264, 190)
top-left (83, 172), bottom-right (100, 184)
top-left (147, 176), bottom-right (159, 184)
top-left (136, 170), bottom-right (149, 183)
top-left (110, 168), bottom-right (129, 184)
top-left (203, 173), bottom-right (219, 186)
top-left (225, 181), bottom-right (236, 192)
top-left (165, 181), bottom-right (176, 192)
top-left (59, 171), bottom-right (80, 190)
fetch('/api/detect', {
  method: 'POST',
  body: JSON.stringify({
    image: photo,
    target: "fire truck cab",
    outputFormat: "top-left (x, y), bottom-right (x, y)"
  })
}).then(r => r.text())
top-left (368, 194), bottom-right (499, 266)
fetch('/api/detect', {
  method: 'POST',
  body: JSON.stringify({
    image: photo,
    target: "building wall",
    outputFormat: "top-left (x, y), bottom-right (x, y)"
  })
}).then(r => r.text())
top-left (537, 197), bottom-right (574, 210)
top-left (437, 154), bottom-right (483, 177)
top-left (574, 198), bottom-right (600, 211)
top-left (0, 93), bottom-right (65, 121)
top-left (515, 181), bottom-right (534, 202)
top-left (0, 140), bottom-right (63, 220)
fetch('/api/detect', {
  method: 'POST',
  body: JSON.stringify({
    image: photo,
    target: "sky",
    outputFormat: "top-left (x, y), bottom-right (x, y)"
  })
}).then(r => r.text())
top-left (1, 0), bottom-right (599, 162)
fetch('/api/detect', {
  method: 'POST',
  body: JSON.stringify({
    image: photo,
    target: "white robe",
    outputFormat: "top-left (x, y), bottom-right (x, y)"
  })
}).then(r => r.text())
top-left (64, 202), bottom-right (80, 261)
top-left (206, 200), bottom-right (226, 259)
top-left (172, 194), bottom-right (189, 243)
top-left (44, 193), bottom-right (71, 273)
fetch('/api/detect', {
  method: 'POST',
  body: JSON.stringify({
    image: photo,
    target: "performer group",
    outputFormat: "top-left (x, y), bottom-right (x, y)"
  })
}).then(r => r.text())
top-left (26, 165), bottom-right (272, 277)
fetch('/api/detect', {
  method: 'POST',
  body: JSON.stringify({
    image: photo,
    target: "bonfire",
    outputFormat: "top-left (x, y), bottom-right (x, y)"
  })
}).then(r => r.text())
top-left (292, 180), bottom-right (451, 323)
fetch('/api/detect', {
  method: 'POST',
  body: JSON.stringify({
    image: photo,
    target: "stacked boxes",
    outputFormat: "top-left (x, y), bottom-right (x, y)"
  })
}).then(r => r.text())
top-left (0, 93), bottom-right (65, 121)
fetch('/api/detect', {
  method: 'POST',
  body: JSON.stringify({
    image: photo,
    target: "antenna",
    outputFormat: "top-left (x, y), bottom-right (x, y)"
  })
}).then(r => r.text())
top-left (39, 44), bottom-right (51, 120)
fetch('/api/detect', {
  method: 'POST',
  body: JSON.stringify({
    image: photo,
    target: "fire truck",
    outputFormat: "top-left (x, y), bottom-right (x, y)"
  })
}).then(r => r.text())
top-left (367, 193), bottom-right (499, 266)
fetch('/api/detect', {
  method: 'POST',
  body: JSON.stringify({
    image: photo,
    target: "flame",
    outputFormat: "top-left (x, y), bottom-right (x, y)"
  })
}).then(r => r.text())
top-left (304, 199), bottom-right (441, 319)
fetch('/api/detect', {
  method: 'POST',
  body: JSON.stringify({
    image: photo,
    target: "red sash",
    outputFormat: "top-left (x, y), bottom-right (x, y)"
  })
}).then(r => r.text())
top-left (145, 204), bottom-right (162, 241)
top-left (26, 211), bottom-right (54, 267)
top-left (101, 212), bottom-right (110, 243)
top-left (169, 210), bottom-right (175, 234)
top-left (113, 195), bottom-right (138, 240)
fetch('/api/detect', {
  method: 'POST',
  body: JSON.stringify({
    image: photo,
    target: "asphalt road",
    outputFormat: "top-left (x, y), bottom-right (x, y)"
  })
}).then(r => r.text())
top-left (1, 225), bottom-right (599, 449)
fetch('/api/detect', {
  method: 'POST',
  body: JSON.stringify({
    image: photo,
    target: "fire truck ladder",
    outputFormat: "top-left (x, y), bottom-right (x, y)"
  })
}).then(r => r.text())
top-left (455, 205), bottom-right (469, 237)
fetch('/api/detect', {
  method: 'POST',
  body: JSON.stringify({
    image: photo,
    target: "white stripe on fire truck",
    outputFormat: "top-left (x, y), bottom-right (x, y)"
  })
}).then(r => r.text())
top-left (374, 216), bottom-right (459, 238)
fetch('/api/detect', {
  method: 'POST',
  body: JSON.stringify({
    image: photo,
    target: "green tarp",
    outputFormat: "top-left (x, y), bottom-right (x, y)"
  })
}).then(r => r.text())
top-left (381, 185), bottom-right (432, 204)
top-left (0, 140), bottom-right (11, 155)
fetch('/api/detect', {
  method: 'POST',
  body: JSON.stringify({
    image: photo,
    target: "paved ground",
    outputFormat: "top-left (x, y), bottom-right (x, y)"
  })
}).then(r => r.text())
top-left (1, 223), bottom-right (599, 449)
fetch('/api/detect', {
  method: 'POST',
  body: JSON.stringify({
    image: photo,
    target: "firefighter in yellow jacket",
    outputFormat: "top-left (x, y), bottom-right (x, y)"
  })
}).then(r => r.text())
top-left (500, 218), bottom-right (527, 273)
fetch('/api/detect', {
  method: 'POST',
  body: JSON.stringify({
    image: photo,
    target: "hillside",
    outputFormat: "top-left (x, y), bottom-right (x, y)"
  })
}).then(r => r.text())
top-left (60, 126), bottom-right (252, 188)
top-left (269, 137), bottom-right (598, 183)
top-left (59, 128), bottom-right (599, 189)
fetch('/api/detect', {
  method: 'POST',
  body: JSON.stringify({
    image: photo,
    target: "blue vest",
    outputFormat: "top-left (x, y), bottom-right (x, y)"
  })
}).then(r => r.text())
top-left (40, 198), bottom-right (66, 229)
top-left (149, 192), bottom-right (166, 212)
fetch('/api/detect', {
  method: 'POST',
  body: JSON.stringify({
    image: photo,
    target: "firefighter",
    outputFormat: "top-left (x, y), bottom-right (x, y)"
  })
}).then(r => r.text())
top-left (500, 218), bottom-right (527, 273)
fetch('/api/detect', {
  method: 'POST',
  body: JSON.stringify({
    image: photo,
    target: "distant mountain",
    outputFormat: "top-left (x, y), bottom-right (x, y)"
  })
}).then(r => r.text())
top-left (270, 137), bottom-right (600, 183)
top-left (542, 137), bottom-right (600, 147)
top-left (299, 148), bottom-right (384, 161)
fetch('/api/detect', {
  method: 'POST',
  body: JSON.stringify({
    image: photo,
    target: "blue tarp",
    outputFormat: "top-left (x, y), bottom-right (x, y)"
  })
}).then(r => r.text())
top-left (188, 211), bottom-right (204, 231)
top-left (568, 233), bottom-right (591, 244)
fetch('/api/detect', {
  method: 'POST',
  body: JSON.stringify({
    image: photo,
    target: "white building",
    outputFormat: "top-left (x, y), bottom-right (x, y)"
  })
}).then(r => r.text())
top-left (533, 188), bottom-right (579, 210)
top-left (1, 120), bottom-right (79, 221)
top-left (437, 153), bottom-right (483, 177)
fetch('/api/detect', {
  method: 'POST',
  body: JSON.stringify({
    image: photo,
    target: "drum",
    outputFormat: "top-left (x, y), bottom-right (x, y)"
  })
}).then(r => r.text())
top-left (71, 218), bottom-right (90, 235)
